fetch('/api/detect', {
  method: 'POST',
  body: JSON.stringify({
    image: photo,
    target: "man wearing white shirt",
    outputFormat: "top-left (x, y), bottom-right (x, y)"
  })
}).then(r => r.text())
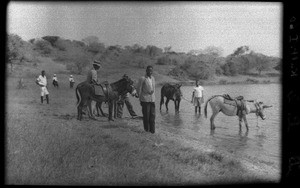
top-left (136, 66), bottom-right (156, 133)
top-left (191, 80), bottom-right (204, 114)
top-left (36, 70), bottom-right (49, 104)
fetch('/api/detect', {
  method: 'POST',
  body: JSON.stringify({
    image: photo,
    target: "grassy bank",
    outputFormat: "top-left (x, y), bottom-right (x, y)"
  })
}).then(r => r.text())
top-left (6, 75), bottom-right (277, 185)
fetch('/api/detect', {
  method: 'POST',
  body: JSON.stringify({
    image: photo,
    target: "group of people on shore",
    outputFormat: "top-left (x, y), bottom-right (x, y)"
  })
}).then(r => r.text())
top-left (36, 59), bottom-right (204, 134)
top-left (35, 72), bottom-right (76, 104)
top-left (51, 74), bottom-right (75, 89)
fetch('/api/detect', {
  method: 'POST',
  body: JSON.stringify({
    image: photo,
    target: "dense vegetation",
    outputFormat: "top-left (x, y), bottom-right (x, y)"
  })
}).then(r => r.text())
top-left (6, 34), bottom-right (281, 80)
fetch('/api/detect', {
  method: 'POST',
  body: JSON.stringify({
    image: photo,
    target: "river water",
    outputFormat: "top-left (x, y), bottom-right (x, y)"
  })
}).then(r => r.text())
top-left (125, 83), bottom-right (281, 178)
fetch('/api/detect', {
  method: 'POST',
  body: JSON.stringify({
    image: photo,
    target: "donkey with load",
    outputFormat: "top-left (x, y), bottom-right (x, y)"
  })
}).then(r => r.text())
top-left (75, 76), bottom-right (136, 121)
top-left (204, 94), bottom-right (272, 131)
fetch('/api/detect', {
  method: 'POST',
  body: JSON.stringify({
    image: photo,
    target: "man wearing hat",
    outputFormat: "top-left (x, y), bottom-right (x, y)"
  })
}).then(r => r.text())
top-left (52, 74), bottom-right (59, 88)
top-left (69, 75), bottom-right (75, 88)
top-left (85, 59), bottom-right (104, 119)
top-left (87, 59), bottom-right (102, 85)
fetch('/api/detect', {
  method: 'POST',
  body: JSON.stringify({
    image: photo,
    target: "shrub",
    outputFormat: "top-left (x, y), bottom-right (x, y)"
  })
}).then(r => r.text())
top-left (156, 56), bottom-right (171, 65)
top-left (168, 66), bottom-right (185, 77)
top-left (181, 59), bottom-right (214, 80)
top-left (34, 39), bottom-right (53, 55)
top-left (219, 79), bottom-right (227, 85)
top-left (221, 61), bottom-right (238, 76)
top-left (215, 64), bottom-right (224, 76)
top-left (246, 78), bottom-right (259, 83)
top-left (130, 56), bottom-right (152, 69)
top-left (42, 36), bottom-right (60, 46)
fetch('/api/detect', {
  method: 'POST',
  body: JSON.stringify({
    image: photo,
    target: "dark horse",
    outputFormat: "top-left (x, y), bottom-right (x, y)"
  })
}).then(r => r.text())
top-left (76, 77), bottom-right (135, 121)
top-left (160, 83), bottom-right (182, 112)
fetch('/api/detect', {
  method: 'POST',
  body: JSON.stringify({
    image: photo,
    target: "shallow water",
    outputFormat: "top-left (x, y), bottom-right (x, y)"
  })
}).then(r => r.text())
top-left (126, 83), bottom-right (281, 176)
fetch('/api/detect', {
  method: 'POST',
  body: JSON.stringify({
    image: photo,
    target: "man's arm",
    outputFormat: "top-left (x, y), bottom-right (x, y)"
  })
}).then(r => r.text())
top-left (91, 70), bottom-right (98, 84)
top-left (149, 77), bottom-right (155, 95)
top-left (191, 90), bottom-right (195, 102)
top-left (36, 77), bottom-right (43, 87)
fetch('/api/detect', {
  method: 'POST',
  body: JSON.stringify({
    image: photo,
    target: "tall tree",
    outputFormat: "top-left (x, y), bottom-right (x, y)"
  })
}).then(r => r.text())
top-left (164, 45), bottom-right (172, 53)
top-left (7, 34), bottom-right (24, 72)
top-left (202, 46), bottom-right (224, 57)
top-left (232, 45), bottom-right (250, 57)
top-left (254, 53), bottom-right (272, 75)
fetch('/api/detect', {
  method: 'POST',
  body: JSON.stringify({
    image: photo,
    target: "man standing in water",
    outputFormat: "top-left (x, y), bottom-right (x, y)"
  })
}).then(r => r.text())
top-left (191, 80), bottom-right (204, 114)
top-left (36, 70), bottom-right (49, 104)
top-left (136, 66), bottom-right (156, 133)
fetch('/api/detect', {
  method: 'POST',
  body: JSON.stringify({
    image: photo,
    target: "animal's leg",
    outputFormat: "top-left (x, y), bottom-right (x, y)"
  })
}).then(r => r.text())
top-left (165, 98), bottom-right (170, 112)
top-left (160, 97), bottom-right (164, 111)
top-left (242, 115), bottom-right (249, 131)
top-left (108, 100), bottom-right (114, 121)
top-left (96, 102), bottom-right (105, 117)
top-left (94, 102), bottom-right (100, 117)
top-left (99, 103), bottom-right (106, 117)
top-left (113, 100), bottom-right (117, 119)
top-left (210, 111), bottom-right (219, 130)
top-left (78, 103), bottom-right (84, 121)
top-left (175, 100), bottom-right (180, 112)
top-left (238, 116), bottom-right (243, 130)
top-left (77, 106), bottom-right (81, 120)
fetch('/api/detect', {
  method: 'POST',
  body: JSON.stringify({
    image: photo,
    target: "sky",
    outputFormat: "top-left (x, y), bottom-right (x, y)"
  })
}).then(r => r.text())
top-left (7, 1), bottom-right (282, 57)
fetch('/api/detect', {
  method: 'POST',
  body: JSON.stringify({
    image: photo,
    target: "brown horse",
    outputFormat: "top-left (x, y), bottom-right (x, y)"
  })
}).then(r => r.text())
top-left (160, 83), bottom-right (182, 112)
top-left (76, 77), bottom-right (135, 121)
top-left (204, 94), bottom-right (272, 131)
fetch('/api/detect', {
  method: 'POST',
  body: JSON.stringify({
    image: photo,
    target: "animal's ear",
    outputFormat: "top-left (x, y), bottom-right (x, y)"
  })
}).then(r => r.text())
top-left (177, 84), bottom-right (182, 88)
top-left (263, 105), bottom-right (272, 109)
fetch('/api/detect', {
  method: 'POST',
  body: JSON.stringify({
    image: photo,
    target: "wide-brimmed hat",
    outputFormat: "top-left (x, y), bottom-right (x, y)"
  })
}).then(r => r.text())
top-left (93, 59), bottom-right (102, 67)
top-left (70, 75), bottom-right (73, 77)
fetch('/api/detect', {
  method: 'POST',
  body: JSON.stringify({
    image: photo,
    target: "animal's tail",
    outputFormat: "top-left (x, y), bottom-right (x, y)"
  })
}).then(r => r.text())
top-left (204, 95), bottom-right (219, 118)
top-left (76, 86), bottom-right (81, 108)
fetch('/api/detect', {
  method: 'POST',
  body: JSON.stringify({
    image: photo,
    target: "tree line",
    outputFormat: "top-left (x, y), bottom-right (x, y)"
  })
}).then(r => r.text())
top-left (7, 34), bottom-right (281, 80)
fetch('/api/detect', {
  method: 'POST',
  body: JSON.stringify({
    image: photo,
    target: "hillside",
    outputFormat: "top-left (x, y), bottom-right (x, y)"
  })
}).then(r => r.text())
top-left (6, 34), bottom-right (281, 86)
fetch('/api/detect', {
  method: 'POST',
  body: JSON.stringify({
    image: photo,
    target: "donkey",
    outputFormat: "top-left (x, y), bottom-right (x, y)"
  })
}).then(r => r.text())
top-left (160, 83), bottom-right (182, 112)
top-left (76, 77), bottom-right (135, 121)
top-left (93, 85), bottom-right (138, 118)
top-left (204, 94), bottom-right (272, 131)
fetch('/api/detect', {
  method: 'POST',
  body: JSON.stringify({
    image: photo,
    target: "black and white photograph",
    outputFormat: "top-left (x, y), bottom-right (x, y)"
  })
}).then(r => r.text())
top-left (6, 1), bottom-right (285, 185)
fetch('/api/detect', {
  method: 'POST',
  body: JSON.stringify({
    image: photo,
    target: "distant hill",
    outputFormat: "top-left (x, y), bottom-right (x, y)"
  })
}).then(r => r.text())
top-left (7, 34), bottom-right (281, 85)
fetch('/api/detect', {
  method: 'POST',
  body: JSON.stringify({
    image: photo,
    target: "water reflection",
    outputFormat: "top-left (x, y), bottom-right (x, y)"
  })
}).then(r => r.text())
top-left (254, 131), bottom-right (267, 147)
top-left (154, 84), bottom-right (280, 173)
top-left (238, 130), bottom-right (249, 143)
top-left (160, 111), bottom-right (184, 132)
top-left (191, 113), bottom-right (203, 132)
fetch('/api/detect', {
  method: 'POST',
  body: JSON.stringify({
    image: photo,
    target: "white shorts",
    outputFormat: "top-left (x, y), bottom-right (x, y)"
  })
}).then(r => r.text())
top-left (40, 86), bottom-right (49, 96)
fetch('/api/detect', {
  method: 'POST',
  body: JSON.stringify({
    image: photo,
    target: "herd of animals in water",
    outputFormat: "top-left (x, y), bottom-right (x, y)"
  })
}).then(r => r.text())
top-left (73, 76), bottom-right (272, 132)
